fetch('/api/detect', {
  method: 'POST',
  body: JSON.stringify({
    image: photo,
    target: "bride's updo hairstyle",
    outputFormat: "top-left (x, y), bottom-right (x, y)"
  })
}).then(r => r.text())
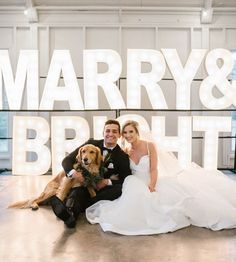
top-left (121, 120), bottom-right (140, 136)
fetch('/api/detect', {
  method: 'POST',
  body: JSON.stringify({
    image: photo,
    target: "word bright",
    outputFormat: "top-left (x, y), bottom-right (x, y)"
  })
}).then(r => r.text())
top-left (12, 115), bottom-right (231, 175)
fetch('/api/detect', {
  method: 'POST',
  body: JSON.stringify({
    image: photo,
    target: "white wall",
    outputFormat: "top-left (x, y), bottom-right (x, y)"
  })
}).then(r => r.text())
top-left (1, 7), bottom-right (236, 169)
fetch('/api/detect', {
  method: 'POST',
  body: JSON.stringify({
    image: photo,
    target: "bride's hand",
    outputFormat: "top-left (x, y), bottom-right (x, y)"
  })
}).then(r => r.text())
top-left (148, 183), bottom-right (156, 192)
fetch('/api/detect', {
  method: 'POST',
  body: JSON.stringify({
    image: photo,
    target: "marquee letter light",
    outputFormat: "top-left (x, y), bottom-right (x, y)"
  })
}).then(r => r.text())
top-left (151, 116), bottom-right (192, 168)
top-left (0, 50), bottom-right (38, 110)
top-left (127, 49), bottom-right (167, 109)
top-left (162, 49), bottom-right (206, 109)
top-left (83, 49), bottom-right (125, 109)
top-left (93, 116), bottom-right (107, 139)
top-left (199, 49), bottom-right (236, 109)
top-left (193, 116), bottom-right (231, 170)
top-left (51, 116), bottom-right (90, 175)
top-left (12, 116), bottom-right (51, 175)
top-left (40, 50), bottom-right (84, 110)
top-left (231, 50), bottom-right (236, 88)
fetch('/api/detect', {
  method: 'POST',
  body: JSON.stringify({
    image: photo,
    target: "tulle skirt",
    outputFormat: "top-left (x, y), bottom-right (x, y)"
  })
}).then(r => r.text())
top-left (86, 175), bottom-right (192, 235)
top-left (86, 151), bottom-right (236, 235)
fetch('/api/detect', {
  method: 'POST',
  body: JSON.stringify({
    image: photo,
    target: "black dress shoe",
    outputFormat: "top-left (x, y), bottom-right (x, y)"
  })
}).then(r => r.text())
top-left (50, 196), bottom-right (76, 228)
top-left (64, 215), bottom-right (76, 228)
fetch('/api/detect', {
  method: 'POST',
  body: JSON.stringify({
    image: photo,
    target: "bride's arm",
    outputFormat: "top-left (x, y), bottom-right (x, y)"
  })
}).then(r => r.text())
top-left (148, 142), bottom-right (158, 192)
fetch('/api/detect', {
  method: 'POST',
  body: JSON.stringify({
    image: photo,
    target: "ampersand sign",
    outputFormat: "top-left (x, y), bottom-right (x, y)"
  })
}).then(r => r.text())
top-left (199, 48), bottom-right (236, 109)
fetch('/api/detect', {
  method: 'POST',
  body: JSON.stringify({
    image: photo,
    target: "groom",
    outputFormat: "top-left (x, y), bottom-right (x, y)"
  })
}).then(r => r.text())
top-left (50, 119), bottom-right (131, 228)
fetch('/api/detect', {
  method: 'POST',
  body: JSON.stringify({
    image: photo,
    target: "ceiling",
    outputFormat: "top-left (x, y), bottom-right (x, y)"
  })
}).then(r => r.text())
top-left (0, 0), bottom-right (236, 9)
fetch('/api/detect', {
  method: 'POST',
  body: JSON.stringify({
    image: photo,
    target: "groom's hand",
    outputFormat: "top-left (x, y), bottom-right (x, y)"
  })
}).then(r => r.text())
top-left (72, 171), bottom-right (85, 184)
top-left (96, 179), bottom-right (109, 191)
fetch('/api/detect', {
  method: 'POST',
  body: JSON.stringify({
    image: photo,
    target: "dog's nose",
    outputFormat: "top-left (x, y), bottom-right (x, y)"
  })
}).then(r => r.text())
top-left (83, 157), bottom-right (88, 163)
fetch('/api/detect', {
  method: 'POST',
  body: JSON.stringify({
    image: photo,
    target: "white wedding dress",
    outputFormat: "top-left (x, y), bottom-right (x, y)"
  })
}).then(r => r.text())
top-left (86, 150), bottom-right (236, 235)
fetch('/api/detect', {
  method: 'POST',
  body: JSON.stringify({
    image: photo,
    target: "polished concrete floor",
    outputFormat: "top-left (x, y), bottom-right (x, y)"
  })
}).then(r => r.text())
top-left (1, 174), bottom-right (236, 262)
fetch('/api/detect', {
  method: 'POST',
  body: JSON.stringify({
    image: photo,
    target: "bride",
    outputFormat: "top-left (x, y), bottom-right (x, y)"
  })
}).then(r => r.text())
top-left (86, 120), bottom-right (236, 235)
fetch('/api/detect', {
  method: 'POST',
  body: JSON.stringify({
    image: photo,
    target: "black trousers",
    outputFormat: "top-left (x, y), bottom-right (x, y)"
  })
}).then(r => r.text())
top-left (66, 184), bottom-right (122, 218)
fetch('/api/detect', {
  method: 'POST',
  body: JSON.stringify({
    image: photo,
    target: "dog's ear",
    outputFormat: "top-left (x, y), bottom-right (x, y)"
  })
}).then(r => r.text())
top-left (76, 146), bottom-right (83, 164)
top-left (95, 146), bottom-right (103, 166)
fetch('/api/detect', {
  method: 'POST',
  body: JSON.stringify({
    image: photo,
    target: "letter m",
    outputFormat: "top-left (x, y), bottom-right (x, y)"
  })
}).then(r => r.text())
top-left (0, 50), bottom-right (38, 110)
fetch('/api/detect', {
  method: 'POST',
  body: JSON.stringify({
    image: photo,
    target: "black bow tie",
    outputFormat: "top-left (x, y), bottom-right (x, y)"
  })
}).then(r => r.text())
top-left (103, 147), bottom-right (112, 153)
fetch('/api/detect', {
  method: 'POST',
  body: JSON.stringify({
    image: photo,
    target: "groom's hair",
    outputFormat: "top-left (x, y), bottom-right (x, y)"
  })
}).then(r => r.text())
top-left (104, 119), bottom-right (121, 133)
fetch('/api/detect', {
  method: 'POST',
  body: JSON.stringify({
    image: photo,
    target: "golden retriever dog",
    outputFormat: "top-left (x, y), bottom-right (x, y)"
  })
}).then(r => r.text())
top-left (8, 144), bottom-right (103, 210)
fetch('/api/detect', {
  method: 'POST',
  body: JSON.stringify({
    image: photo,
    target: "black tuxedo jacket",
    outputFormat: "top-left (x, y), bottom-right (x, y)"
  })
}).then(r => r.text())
top-left (62, 139), bottom-right (131, 185)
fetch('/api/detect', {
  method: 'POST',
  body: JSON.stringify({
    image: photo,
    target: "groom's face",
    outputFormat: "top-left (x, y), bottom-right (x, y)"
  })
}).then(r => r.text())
top-left (103, 124), bottom-right (120, 148)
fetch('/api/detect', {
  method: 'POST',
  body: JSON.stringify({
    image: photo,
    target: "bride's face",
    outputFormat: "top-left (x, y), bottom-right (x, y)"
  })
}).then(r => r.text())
top-left (122, 125), bottom-right (138, 143)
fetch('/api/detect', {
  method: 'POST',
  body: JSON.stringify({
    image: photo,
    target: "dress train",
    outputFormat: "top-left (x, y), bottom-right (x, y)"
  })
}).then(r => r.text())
top-left (86, 150), bottom-right (236, 235)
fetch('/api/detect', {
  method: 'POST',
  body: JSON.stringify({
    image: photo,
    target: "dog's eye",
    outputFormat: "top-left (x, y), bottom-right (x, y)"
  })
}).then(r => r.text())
top-left (90, 150), bottom-right (95, 154)
top-left (82, 150), bottom-right (86, 153)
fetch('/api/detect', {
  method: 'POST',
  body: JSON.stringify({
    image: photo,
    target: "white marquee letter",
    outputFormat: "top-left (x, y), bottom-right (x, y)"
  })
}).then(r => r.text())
top-left (127, 49), bottom-right (167, 109)
top-left (40, 50), bottom-right (84, 110)
top-left (193, 116), bottom-right (231, 170)
top-left (12, 116), bottom-right (51, 175)
top-left (199, 49), bottom-right (235, 109)
top-left (83, 49), bottom-right (125, 109)
top-left (0, 50), bottom-right (38, 110)
top-left (162, 49), bottom-right (206, 109)
top-left (93, 116), bottom-right (107, 139)
top-left (151, 116), bottom-right (192, 168)
top-left (51, 116), bottom-right (90, 175)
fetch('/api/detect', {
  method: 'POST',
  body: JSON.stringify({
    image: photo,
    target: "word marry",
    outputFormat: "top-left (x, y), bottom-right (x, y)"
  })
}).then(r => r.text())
top-left (0, 48), bottom-right (235, 110)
